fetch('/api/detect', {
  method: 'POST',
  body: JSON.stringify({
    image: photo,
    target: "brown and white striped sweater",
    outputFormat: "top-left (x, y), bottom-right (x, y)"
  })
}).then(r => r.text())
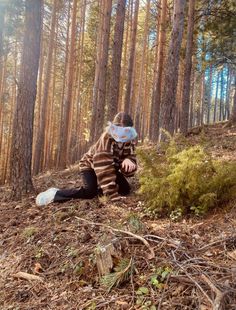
top-left (79, 132), bottom-right (137, 199)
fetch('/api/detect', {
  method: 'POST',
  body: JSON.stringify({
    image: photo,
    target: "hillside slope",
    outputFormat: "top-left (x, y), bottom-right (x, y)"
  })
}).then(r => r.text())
top-left (1, 123), bottom-right (236, 310)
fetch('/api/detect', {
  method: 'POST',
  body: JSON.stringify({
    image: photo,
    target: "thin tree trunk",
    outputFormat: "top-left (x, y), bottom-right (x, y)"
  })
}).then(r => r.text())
top-left (10, 0), bottom-right (42, 198)
top-left (229, 77), bottom-right (236, 123)
top-left (56, 0), bottom-right (71, 168)
top-left (92, 0), bottom-right (112, 141)
top-left (124, 0), bottom-right (139, 114)
top-left (90, 1), bottom-right (104, 141)
top-left (213, 71), bottom-right (220, 123)
top-left (180, 0), bottom-right (195, 134)
top-left (107, 0), bottom-right (126, 120)
top-left (207, 65), bottom-right (212, 124)
top-left (134, 0), bottom-right (150, 134)
top-left (33, 0), bottom-right (58, 174)
top-left (0, 4), bottom-right (5, 100)
top-left (200, 71), bottom-right (205, 125)
top-left (224, 66), bottom-right (231, 120)
top-left (219, 69), bottom-right (224, 121)
top-left (58, 0), bottom-right (78, 168)
top-left (119, 0), bottom-right (132, 111)
top-left (159, 0), bottom-right (186, 141)
top-left (74, 0), bottom-right (86, 162)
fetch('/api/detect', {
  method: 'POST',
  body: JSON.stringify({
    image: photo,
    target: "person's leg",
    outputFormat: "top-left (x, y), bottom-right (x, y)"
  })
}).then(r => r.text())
top-left (116, 171), bottom-right (131, 196)
top-left (54, 169), bottom-right (98, 202)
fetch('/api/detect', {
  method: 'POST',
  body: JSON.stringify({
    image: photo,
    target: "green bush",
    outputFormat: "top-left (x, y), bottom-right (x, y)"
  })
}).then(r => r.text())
top-left (137, 143), bottom-right (236, 217)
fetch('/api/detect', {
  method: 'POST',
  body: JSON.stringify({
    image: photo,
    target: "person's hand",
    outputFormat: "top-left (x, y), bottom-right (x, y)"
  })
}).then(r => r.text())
top-left (121, 158), bottom-right (136, 173)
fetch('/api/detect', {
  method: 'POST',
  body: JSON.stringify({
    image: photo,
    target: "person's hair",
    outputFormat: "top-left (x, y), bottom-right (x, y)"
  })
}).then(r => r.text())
top-left (112, 112), bottom-right (133, 127)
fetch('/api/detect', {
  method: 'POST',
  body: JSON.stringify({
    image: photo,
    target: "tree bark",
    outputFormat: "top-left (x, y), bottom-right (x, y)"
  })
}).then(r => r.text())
top-left (33, 0), bottom-right (58, 175)
top-left (213, 70), bottom-right (220, 123)
top-left (107, 0), bottom-right (126, 121)
top-left (207, 65), bottom-right (212, 124)
top-left (159, 0), bottom-right (186, 141)
top-left (124, 0), bottom-right (139, 114)
top-left (180, 0), bottom-right (195, 135)
top-left (149, 0), bottom-right (167, 141)
top-left (91, 0), bottom-right (112, 141)
top-left (229, 77), bottom-right (236, 123)
top-left (134, 0), bottom-right (150, 134)
top-left (58, 0), bottom-right (78, 168)
top-left (10, 0), bottom-right (42, 198)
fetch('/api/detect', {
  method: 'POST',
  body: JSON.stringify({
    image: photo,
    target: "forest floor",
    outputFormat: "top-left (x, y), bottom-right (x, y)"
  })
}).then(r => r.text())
top-left (1, 123), bottom-right (236, 310)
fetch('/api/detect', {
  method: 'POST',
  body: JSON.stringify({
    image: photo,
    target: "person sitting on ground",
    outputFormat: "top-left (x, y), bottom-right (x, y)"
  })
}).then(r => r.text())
top-left (36, 112), bottom-right (138, 206)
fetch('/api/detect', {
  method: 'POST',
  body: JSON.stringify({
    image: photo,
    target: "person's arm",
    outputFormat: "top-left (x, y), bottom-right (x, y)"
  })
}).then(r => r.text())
top-left (93, 133), bottom-right (119, 200)
top-left (121, 142), bottom-right (137, 177)
top-left (93, 151), bottom-right (119, 200)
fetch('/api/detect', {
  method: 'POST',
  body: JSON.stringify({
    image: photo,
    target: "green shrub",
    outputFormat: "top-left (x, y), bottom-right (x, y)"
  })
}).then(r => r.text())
top-left (137, 143), bottom-right (236, 217)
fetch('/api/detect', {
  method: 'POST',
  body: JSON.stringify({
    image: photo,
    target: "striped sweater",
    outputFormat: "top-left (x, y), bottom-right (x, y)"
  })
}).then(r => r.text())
top-left (79, 132), bottom-right (137, 199)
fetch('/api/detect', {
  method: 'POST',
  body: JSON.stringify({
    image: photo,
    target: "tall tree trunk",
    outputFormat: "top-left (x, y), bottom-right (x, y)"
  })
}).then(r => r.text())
top-left (180, 0), bottom-right (195, 134)
top-left (58, 0), bottom-right (78, 168)
top-left (219, 69), bottom-right (224, 122)
top-left (33, 0), bottom-right (58, 175)
top-left (229, 77), bottom-right (236, 123)
top-left (207, 65), bottom-right (212, 124)
top-left (107, 0), bottom-right (126, 121)
top-left (149, 0), bottom-right (167, 141)
top-left (224, 66), bottom-right (231, 120)
top-left (74, 0), bottom-right (86, 162)
top-left (159, 0), bottom-right (186, 141)
top-left (213, 70), bottom-right (220, 123)
top-left (0, 4), bottom-right (5, 99)
top-left (90, 0), bottom-right (112, 141)
top-left (124, 0), bottom-right (139, 114)
top-left (119, 0), bottom-right (132, 111)
top-left (134, 0), bottom-right (150, 134)
top-left (56, 0), bottom-right (71, 168)
top-left (10, 0), bottom-right (42, 198)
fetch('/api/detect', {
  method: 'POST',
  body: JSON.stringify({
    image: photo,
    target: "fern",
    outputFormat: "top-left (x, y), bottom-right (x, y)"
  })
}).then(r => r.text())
top-left (100, 258), bottom-right (133, 292)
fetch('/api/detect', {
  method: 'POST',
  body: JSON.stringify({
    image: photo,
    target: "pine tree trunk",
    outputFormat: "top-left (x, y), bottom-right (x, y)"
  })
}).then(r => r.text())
top-left (119, 0), bottom-right (132, 111)
top-left (74, 0), bottom-right (86, 162)
top-left (159, 0), bottom-right (186, 141)
top-left (180, 0), bottom-right (195, 135)
top-left (0, 4), bottom-right (5, 100)
top-left (224, 67), bottom-right (231, 120)
top-left (229, 77), bottom-right (236, 123)
top-left (10, 0), bottom-right (42, 199)
top-left (90, 1), bottom-right (104, 141)
top-left (134, 0), bottom-right (150, 134)
top-left (107, 0), bottom-right (126, 121)
top-left (56, 0), bottom-right (71, 168)
top-left (93, 0), bottom-right (112, 141)
top-left (219, 69), bottom-right (224, 122)
top-left (58, 0), bottom-right (78, 168)
top-left (33, 0), bottom-right (58, 175)
top-left (213, 71), bottom-right (220, 123)
top-left (207, 65), bottom-right (212, 124)
top-left (149, 0), bottom-right (167, 142)
top-left (124, 0), bottom-right (139, 114)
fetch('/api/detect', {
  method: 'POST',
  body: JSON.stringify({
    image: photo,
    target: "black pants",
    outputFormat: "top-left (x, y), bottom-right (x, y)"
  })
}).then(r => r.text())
top-left (54, 169), bottom-right (131, 203)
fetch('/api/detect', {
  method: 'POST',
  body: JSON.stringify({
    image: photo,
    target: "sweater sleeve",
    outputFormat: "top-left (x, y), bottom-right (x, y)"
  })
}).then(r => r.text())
top-left (93, 152), bottom-right (119, 199)
top-left (93, 134), bottom-right (119, 199)
top-left (120, 142), bottom-right (137, 177)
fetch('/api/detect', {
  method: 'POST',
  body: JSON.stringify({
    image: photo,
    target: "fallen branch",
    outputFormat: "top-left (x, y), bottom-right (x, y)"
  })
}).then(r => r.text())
top-left (75, 216), bottom-right (155, 259)
top-left (201, 274), bottom-right (225, 310)
top-left (12, 271), bottom-right (44, 282)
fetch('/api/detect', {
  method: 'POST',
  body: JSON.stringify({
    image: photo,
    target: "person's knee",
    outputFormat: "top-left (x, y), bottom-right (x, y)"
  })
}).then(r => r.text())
top-left (118, 185), bottom-right (131, 196)
top-left (84, 185), bottom-right (97, 199)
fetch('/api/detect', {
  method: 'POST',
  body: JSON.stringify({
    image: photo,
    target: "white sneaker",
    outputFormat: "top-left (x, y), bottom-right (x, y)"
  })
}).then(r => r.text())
top-left (36, 188), bottom-right (59, 206)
